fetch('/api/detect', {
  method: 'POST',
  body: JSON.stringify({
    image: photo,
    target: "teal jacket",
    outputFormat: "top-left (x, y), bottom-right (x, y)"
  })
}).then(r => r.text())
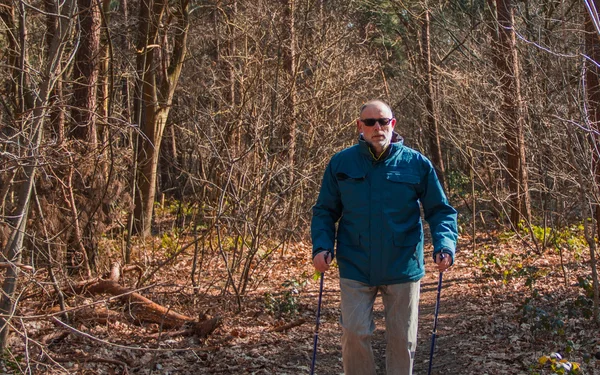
top-left (311, 133), bottom-right (458, 286)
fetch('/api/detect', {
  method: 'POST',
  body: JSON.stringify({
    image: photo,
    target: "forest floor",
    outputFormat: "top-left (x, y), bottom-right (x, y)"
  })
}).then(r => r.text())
top-left (4, 225), bottom-right (600, 374)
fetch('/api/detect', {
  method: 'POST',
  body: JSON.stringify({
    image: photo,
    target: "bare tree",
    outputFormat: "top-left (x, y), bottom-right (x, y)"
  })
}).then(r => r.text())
top-left (0, 0), bottom-right (76, 349)
top-left (132, 0), bottom-right (190, 236)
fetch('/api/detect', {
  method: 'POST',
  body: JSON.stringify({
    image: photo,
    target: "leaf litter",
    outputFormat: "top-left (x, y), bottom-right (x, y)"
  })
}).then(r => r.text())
top-left (3, 233), bottom-right (600, 374)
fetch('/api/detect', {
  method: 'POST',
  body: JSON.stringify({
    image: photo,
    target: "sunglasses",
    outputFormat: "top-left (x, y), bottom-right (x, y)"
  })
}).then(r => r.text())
top-left (360, 118), bottom-right (392, 127)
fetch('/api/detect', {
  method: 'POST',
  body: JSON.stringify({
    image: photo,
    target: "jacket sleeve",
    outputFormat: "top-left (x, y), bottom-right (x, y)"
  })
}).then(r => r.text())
top-left (311, 160), bottom-right (342, 259)
top-left (418, 157), bottom-right (458, 263)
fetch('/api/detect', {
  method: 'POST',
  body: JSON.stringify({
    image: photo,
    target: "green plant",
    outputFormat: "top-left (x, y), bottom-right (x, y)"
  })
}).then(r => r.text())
top-left (520, 223), bottom-right (587, 256)
top-left (154, 199), bottom-right (196, 218)
top-left (160, 232), bottom-right (181, 257)
top-left (521, 302), bottom-right (566, 336)
top-left (577, 275), bottom-right (595, 299)
top-left (471, 249), bottom-right (543, 286)
top-left (446, 169), bottom-right (471, 195)
top-left (263, 278), bottom-right (307, 317)
top-left (561, 276), bottom-right (595, 320)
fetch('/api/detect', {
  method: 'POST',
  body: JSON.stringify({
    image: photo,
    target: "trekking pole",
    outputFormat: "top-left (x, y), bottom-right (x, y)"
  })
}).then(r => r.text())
top-left (428, 255), bottom-right (445, 375)
top-left (310, 251), bottom-right (330, 375)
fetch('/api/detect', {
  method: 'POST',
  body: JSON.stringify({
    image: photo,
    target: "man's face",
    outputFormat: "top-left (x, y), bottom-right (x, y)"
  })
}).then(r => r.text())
top-left (357, 104), bottom-right (396, 151)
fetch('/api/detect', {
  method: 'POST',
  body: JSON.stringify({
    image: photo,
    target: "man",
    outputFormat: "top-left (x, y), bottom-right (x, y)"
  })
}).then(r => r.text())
top-left (311, 100), bottom-right (458, 375)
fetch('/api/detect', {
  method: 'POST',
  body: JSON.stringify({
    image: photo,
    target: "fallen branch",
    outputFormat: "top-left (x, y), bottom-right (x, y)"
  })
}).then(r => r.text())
top-left (59, 262), bottom-right (220, 335)
top-left (266, 318), bottom-right (306, 333)
top-left (69, 262), bottom-right (143, 295)
top-left (83, 279), bottom-right (194, 328)
top-left (0, 262), bottom-right (34, 272)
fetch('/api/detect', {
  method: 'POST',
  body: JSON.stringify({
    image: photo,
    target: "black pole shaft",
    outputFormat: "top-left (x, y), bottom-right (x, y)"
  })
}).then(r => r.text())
top-left (428, 271), bottom-right (444, 375)
top-left (310, 272), bottom-right (325, 375)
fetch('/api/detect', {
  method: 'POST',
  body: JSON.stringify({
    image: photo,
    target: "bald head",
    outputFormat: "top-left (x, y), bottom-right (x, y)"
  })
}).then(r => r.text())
top-left (359, 100), bottom-right (393, 118)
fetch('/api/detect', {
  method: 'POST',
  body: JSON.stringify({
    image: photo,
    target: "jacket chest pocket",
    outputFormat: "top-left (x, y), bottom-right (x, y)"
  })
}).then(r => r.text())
top-left (384, 172), bottom-right (420, 203)
top-left (336, 172), bottom-right (368, 210)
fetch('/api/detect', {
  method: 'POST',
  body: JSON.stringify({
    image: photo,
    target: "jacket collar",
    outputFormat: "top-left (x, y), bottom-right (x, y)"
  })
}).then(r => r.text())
top-left (358, 132), bottom-right (404, 160)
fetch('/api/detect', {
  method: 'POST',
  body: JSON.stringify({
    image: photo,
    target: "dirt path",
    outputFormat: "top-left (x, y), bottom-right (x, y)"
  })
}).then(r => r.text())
top-left (298, 244), bottom-right (599, 375)
top-left (303, 251), bottom-right (466, 375)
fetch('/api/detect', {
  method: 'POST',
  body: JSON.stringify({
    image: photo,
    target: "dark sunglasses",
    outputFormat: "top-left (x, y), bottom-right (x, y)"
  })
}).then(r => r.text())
top-left (360, 118), bottom-right (392, 127)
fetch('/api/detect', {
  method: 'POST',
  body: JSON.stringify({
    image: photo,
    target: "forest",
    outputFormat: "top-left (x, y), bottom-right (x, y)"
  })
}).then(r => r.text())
top-left (1, 0), bottom-right (600, 373)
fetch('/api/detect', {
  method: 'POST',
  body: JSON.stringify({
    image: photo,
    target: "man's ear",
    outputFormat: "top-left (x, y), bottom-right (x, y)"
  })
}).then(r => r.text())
top-left (391, 118), bottom-right (397, 129)
top-left (357, 118), bottom-right (362, 133)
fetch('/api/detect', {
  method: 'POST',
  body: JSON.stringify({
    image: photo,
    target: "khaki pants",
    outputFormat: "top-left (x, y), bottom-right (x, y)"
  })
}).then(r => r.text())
top-left (339, 278), bottom-right (420, 375)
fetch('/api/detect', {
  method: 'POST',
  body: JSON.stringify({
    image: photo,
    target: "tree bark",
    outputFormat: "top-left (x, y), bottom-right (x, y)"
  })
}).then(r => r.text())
top-left (132, 0), bottom-right (189, 236)
top-left (494, 0), bottom-right (531, 227)
top-left (71, 0), bottom-right (101, 147)
top-left (45, 0), bottom-right (65, 144)
top-left (97, 0), bottom-right (112, 155)
top-left (282, 0), bottom-right (297, 181)
top-left (421, 9), bottom-right (446, 190)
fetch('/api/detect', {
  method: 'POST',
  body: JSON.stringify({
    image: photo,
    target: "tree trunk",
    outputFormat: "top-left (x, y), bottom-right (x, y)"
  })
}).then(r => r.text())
top-left (71, 0), bottom-right (101, 146)
top-left (282, 0), bottom-right (296, 181)
top-left (494, 0), bottom-right (531, 227)
top-left (132, 0), bottom-right (189, 236)
top-left (45, 0), bottom-right (65, 144)
top-left (97, 0), bottom-right (112, 155)
top-left (421, 9), bottom-right (446, 190)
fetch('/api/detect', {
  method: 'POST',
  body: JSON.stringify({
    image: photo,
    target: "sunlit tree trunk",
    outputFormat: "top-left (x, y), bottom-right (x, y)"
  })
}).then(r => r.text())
top-left (421, 9), bottom-right (445, 189)
top-left (133, 0), bottom-right (189, 236)
top-left (494, 0), bottom-right (531, 227)
top-left (98, 0), bottom-right (112, 153)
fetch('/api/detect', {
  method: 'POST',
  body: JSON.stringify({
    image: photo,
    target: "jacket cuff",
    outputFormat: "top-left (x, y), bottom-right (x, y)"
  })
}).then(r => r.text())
top-left (313, 248), bottom-right (333, 260)
top-left (432, 247), bottom-right (454, 265)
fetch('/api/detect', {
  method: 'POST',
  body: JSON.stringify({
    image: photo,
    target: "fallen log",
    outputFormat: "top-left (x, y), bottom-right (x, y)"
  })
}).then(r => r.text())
top-left (65, 262), bottom-right (220, 336)
top-left (83, 279), bottom-right (194, 328)
top-left (267, 318), bottom-right (306, 333)
top-left (69, 262), bottom-right (141, 295)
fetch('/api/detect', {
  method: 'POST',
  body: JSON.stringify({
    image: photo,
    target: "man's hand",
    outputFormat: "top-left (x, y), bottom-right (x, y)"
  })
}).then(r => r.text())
top-left (313, 251), bottom-right (332, 273)
top-left (435, 253), bottom-right (452, 272)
